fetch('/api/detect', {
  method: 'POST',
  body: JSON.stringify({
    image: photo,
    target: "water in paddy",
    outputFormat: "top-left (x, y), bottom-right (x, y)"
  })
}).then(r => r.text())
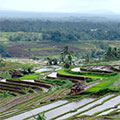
top-left (21, 79), bottom-right (35, 82)
top-left (83, 66), bottom-right (112, 71)
top-left (81, 96), bottom-right (120, 116)
top-left (0, 79), bottom-right (6, 82)
top-left (50, 65), bottom-right (60, 69)
top-left (50, 65), bottom-right (62, 71)
top-left (5, 100), bottom-right (68, 120)
top-left (56, 95), bottom-right (114, 120)
top-left (40, 87), bottom-right (49, 92)
top-left (45, 98), bottom-right (95, 120)
top-left (47, 72), bottom-right (57, 78)
top-left (35, 67), bottom-right (53, 73)
top-left (117, 109), bottom-right (120, 112)
top-left (114, 66), bottom-right (120, 69)
top-left (98, 107), bottom-right (119, 116)
top-left (71, 68), bottom-right (81, 72)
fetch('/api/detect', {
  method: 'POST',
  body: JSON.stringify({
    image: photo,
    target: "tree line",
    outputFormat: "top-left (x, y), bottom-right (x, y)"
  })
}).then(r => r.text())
top-left (1, 19), bottom-right (120, 42)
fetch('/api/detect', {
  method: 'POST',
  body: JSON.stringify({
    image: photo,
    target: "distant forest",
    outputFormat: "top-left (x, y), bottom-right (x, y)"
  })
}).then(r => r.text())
top-left (0, 19), bottom-right (120, 42)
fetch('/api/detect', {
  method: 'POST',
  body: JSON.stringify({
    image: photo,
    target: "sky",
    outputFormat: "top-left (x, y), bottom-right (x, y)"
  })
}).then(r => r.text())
top-left (0, 0), bottom-right (120, 13)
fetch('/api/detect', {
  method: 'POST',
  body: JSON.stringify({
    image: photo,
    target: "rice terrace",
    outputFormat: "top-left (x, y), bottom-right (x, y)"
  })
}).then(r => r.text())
top-left (1, 1), bottom-right (120, 119)
top-left (0, 52), bottom-right (120, 120)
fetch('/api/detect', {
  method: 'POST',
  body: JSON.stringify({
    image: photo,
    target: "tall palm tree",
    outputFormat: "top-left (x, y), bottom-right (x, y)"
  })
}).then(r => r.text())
top-left (46, 57), bottom-right (52, 65)
top-left (61, 46), bottom-right (74, 67)
top-left (104, 47), bottom-right (114, 60)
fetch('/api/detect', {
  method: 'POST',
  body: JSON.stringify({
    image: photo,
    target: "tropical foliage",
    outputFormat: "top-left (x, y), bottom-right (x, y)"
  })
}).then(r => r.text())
top-left (104, 46), bottom-right (120, 60)
top-left (61, 46), bottom-right (74, 68)
top-left (1, 19), bottom-right (120, 42)
top-left (35, 113), bottom-right (46, 120)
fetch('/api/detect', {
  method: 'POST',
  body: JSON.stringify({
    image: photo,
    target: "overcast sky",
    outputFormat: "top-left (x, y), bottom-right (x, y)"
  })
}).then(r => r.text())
top-left (0, 0), bottom-right (120, 13)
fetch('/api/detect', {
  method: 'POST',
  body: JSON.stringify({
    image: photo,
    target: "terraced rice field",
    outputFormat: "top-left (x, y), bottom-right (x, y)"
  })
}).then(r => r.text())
top-left (0, 64), bottom-right (120, 120)
top-left (5, 94), bottom-right (120, 120)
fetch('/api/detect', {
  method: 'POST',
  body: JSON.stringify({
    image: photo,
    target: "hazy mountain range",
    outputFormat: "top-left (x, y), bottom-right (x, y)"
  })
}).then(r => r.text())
top-left (0, 10), bottom-right (120, 21)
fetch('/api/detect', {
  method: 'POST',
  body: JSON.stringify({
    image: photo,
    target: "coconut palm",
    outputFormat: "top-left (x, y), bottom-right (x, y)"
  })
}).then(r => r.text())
top-left (61, 46), bottom-right (74, 68)
top-left (104, 46), bottom-right (120, 60)
top-left (46, 57), bottom-right (52, 65)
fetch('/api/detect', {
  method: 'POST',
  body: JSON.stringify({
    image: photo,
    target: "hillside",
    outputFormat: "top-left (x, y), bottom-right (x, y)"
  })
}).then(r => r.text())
top-left (0, 18), bottom-right (120, 58)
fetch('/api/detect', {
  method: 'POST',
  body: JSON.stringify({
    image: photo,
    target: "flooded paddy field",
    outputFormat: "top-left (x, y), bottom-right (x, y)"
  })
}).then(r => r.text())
top-left (0, 59), bottom-right (120, 120)
top-left (44, 98), bottom-right (95, 120)
top-left (80, 95), bottom-right (120, 116)
top-left (82, 65), bottom-right (113, 71)
top-left (5, 100), bottom-right (68, 120)
top-left (55, 95), bottom-right (114, 120)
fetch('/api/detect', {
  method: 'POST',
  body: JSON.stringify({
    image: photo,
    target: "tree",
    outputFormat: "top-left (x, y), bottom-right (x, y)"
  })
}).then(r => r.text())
top-left (61, 46), bottom-right (74, 68)
top-left (0, 44), bottom-right (10, 57)
top-left (104, 46), bottom-right (120, 60)
top-left (46, 57), bottom-right (52, 65)
top-left (52, 58), bottom-right (58, 65)
top-left (22, 64), bottom-right (33, 74)
top-left (86, 52), bottom-right (91, 63)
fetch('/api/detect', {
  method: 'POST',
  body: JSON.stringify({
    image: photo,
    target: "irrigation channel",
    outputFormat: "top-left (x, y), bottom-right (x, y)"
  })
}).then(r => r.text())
top-left (0, 65), bottom-right (120, 120)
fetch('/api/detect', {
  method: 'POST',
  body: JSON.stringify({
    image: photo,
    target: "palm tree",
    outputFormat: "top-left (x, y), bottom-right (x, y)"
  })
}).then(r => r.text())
top-left (52, 58), bottom-right (58, 65)
top-left (62, 46), bottom-right (69, 55)
top-left (104, 46), bottom-right (120, 60)
top-left (61, 46), bottom-right (74, 68)
top-left (86, 53), bottom-right (91, 63)
top-left (113, 47), bottom-right (119, 59)
top-left (104, 47), bottom-right (114, 60)
top-left (46, 57), bottom-right (52, 65)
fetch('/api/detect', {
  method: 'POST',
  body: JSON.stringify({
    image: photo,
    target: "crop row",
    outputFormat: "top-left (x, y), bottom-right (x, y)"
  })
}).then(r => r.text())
top-left (7, 79), bottom-right (51, 89)
top-left (0, 81), bottom-right (42, 91)
top-left (0, 86), bottom-right (27, 94)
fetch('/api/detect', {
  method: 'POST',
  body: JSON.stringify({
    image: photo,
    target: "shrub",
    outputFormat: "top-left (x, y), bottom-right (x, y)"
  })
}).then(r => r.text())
top-left (0, 91), bottom-right (11, 97)
top-left (34, 113), bottom-right (46, 120)
top-left (21, 88), bottom-right (30, 94)
top-left (95, 88), bottom-right (111, 95)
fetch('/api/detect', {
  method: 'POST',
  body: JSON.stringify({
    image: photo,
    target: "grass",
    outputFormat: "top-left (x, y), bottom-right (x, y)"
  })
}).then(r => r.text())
top-left (57, 68), bottom-right (120, 95)
top-left (21, 88), bottom-right (30, 94)
top-left (0, 72), bottom-right (11, 79)
top-left (58, 69), bottom-right (106, 79)
top-left (0, 37), bottom-right (8, 42)
top-left (1, 34), bottom-right (120, 58)
top-left (0, 91), bottom-right (11, 98)
top-left (34, 113), bottom-right (46, 120)
top-left (45, 79), bottom-right (72, 89)
top-left (68, 69), bottom-right (117, 77)
top-left (85, 73), bottom-right (120, 93)
top-left (0, 61), bottom-right (22, 72)
top-left (114, 117), bottom-right (120, 120)
top-left (20, 73), bottom-right (39, 79)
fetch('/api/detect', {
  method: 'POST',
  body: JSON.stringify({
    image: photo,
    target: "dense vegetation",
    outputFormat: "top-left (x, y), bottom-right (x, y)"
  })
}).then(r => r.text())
top-left (0, 19), bottom-right (120, 42)
top-left (0, 19), bottom-right (120, 58)
top-left (0, 44), bottom-right (10, 57)
top-left (1, 17), bottom-right (120, 120)
top-left (104, 46), bottom-right (120, 60)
